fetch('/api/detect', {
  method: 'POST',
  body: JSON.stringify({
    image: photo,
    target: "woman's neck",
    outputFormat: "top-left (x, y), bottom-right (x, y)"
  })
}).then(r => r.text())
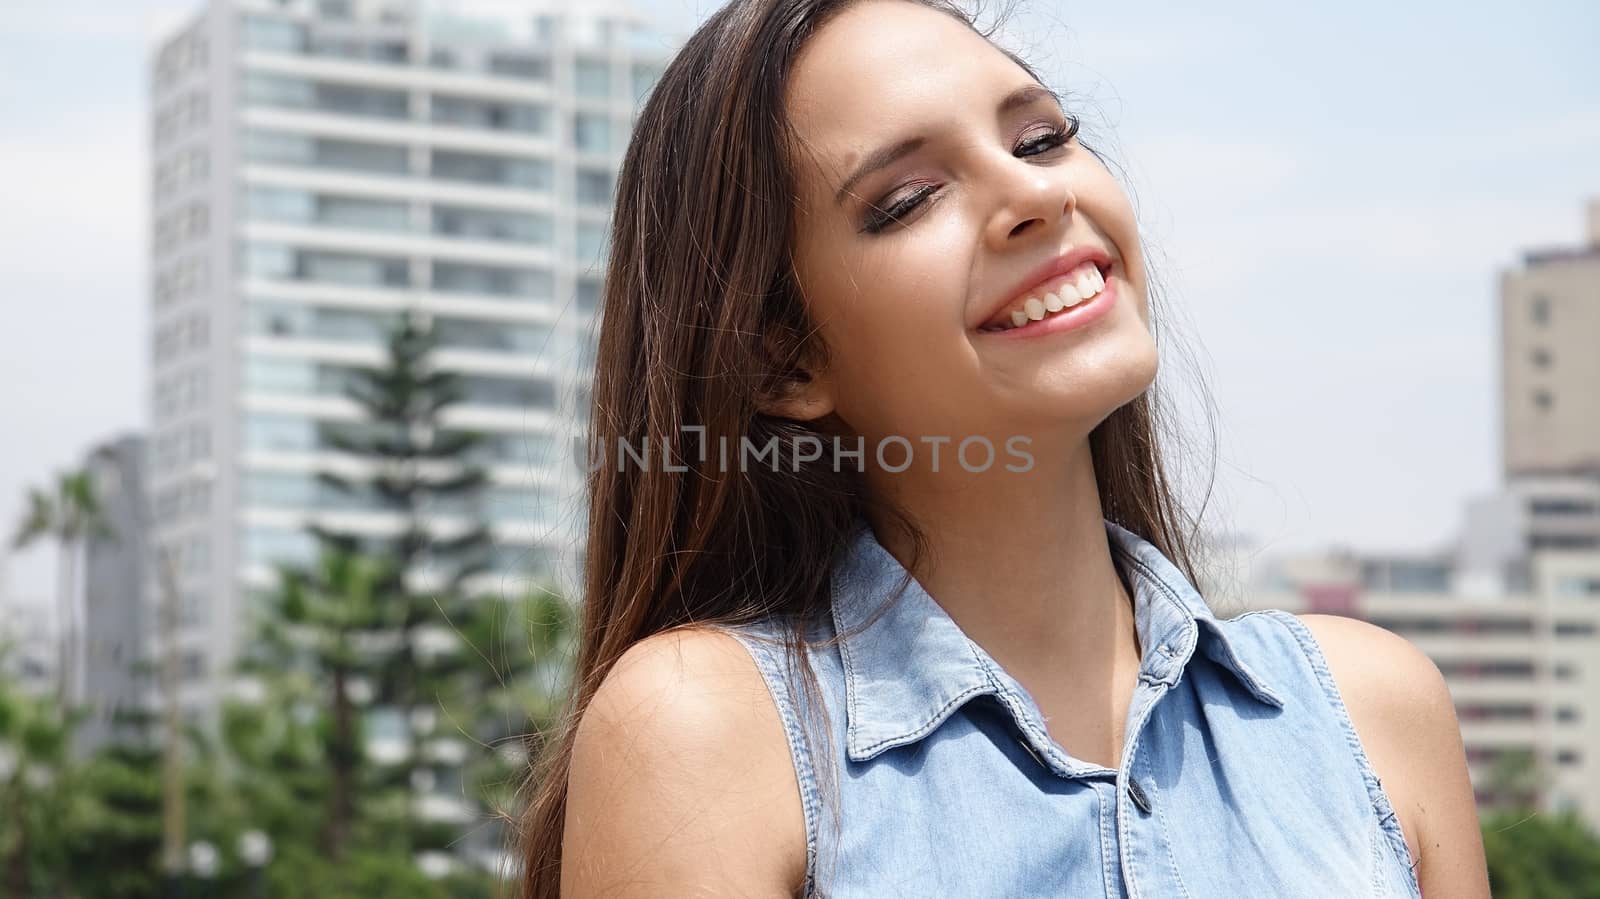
top-left (865, 437), bottom-right (1141, 687)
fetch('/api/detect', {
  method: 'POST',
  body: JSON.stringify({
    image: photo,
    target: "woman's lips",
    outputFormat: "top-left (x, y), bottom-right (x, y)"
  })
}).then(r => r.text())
top-left (975, 265), bottom-right (1118, 339)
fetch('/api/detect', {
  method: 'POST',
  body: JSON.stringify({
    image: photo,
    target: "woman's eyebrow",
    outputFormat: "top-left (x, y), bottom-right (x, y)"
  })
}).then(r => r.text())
top-left (831, 83), bottom-right (1060, 208)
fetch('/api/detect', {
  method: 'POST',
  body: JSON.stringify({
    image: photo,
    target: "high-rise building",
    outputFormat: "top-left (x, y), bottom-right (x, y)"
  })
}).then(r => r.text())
top-left (78, 434), bottom-right (160, 754)
top-left (147, 0), bottom-right (672, 716)
top-left (1500, 197), bottom-right (1600, 479)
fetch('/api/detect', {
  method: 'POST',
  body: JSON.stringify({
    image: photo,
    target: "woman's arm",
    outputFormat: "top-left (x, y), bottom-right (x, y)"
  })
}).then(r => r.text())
top-left (562, 628), bottom-right (809, 897)
top-left (1299, 613), bottom-right (1491, 898)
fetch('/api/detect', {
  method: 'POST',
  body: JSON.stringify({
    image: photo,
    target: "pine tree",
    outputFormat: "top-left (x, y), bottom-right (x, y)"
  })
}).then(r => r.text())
top-left (306, 310), bottom-right (496, 854)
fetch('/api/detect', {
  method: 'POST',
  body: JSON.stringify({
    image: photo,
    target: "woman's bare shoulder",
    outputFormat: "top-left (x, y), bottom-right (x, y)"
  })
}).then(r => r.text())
top-left (1295, 613), bottom-right (1490, 898)
top-left (562, 626), bottom-right (808, 898)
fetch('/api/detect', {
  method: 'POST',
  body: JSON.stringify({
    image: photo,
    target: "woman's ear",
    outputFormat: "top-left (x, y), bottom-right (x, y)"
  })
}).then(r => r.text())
top-left (760, 369), bottom-right (835, 422)
top-left (755, 328), bottom-right (836, 422)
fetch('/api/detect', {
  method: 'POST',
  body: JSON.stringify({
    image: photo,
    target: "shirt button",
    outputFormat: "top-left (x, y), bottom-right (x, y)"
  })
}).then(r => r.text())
top-left (1128, 778), bottom-right (1153, 815)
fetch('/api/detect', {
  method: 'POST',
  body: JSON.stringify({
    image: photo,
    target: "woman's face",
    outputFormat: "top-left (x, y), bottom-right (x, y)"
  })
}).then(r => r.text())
top-left (783, 0), bottom-right (1159, 456)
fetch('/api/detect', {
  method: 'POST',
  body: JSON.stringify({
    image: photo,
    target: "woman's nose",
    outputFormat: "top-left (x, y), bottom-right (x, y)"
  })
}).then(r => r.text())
top-left (982, 158), bottom-right (1076, 249)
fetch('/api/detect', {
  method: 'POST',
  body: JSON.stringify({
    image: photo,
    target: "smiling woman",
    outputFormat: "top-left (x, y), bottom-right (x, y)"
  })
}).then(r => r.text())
top-left (511, 1), bottom-right (1490, 897)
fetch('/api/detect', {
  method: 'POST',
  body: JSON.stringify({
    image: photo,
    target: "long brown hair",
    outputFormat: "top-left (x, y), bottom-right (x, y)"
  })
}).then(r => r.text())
top-left (512, 0), bottom-right (1223, 895)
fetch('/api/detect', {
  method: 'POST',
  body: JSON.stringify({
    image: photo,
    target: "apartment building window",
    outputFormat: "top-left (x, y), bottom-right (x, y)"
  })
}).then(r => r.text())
top-left (305, 249), bottom-right (409, 286)
top-left (246, 187), bottom-right (409, 233)
top-left (245, 301), bottom-right (399, 342)
top-left (1555, 621), bottom-right (1597, 637)
top-left (1556, 706), bottom-right (1580, 723)
top-left (572, 223), bottom-right (604, 266)
top-left (459, 430), bottom-right (557, 465)
top-left (1364, 615), bottom-right (1533, 635)
top-left (241, 15), bottom-right (306, 53)
top-left (243, 527), bottom-right (318, 567)
top-left (1529, 497), bottom-right (1597, 515)
top-left (575, 278), bottom-right (601, 311)
top-left (631, 63), bottom-right (663, 103)
top-left (188, 424), bottom-right (211, 462)
top-left (156, 486), bottom-right (182, 525)
top-left (1531, 533), bottom-right (1598, 551)
top-left (1556, 749), bottom-right (1581, 766)
top-left (1434, 659), bottom-right (1535, 679)
top-left (179, 590), bottom-right (208, 627)
top-left (434, 317), bottom-right (552, 354)
top-left (458, 374), bottom-right (556, 409)
top-left (432, 261), bottom-right (553, 299)
top-left (575, 57), bottom-right (611, 98)
top-left (185, 479), bottom-right (211, 519)
top-left (245, 356), bottom-right (315, 395)
top-left (244, 185), bottom-right (314, 222)
top-left (244, 129), bottom-right (410, 176)
top-left (1529, 347), bottom-right (1551, 369)
top-left (244, 413), bottom-right (317, 452)
top-left (432, 205), bottom-right (552, 244)
top-left (1555, 575), bottom-right (1600, 596)
top-left (486, 486), bottom-right (559, 524)
top-left (573, 112), bottom-right (611, 153)
top-left (432, 94), bottom-right (549, 134)
top-left (576, 169), bottom-right (613, 207)
top-left (243, 72), bottom-right (312, 107)
top-left (488, 52), bottom-right (551, 82)
top-left (245, 244), bottom-right (411, 287)
top-left (245, 471), bottom-right (342, 510)
top-left (1530, 293), bottom-right (1550, 325)
top-left (1533, 389), bottom-right (1553, 412)
top-left (243, 72), bottom-right (408, 119)
top-left (321, 195), bottom-right (410, 231)
top-left (307, 35), bottom-right (408, 64)
top-left (185, 537), bottom-right (211, 575)
top-left (431, 150), bottom-right (553, 192)
top-left (491, 542), bottom-right (552, 578)
top-left (1456, 703), bottom-right (1537, 722)
top-left (318, 82), bottom-right (409, 118)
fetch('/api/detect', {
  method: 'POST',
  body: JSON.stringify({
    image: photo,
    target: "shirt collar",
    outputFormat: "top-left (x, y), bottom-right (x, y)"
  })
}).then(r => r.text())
top-left (830, 517), bottom-right (1286, 764)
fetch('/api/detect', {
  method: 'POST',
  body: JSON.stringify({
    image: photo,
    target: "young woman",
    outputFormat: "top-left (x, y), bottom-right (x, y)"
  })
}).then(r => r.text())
top-left (516, 0), bottom-right (1490, 895)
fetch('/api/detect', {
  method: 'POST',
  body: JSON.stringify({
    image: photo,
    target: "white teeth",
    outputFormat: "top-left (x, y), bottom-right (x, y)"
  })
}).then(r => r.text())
top-left (988, 262), bottom-right (1109, 331)
top-left (1073, 270), bottom-right (1095, 298)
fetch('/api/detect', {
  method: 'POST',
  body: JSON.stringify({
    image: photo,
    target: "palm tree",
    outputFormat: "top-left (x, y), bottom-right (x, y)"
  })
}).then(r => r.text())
top-left (11, 465), bottom-right (115, 706)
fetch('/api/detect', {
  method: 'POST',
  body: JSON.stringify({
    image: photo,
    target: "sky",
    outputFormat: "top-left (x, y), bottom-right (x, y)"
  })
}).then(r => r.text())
top-left (1, 0), bottom-right (1596, 606)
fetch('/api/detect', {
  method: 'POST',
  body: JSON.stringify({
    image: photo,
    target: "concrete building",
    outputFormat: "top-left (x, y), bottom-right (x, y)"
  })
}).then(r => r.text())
top-left (1500, 197), bottom-right (1600, 479)
top-left (146, 0), bottom-right (670, 725)
top-left (77, 434), bottom-right (164, 753)
top-left (1244, 553), bottom-right (1600, 829)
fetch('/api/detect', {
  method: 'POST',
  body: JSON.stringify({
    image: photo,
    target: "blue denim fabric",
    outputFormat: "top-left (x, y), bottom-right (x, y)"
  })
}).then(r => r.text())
top-left (718, 518), bottom-right (1423, 898)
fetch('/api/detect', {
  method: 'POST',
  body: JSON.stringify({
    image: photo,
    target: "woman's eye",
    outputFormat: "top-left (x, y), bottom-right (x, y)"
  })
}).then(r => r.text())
top-left (1018, 114), bottom-right (1080, 157)
top-left (860, 114), bottom-right (1081, 235)
top-left (862, 185), bottom-right (938, 234)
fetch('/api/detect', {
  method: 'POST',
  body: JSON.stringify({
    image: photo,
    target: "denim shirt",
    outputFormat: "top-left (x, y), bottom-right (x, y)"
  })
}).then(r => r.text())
top-left (718, 518), bottom-right (1422, 898)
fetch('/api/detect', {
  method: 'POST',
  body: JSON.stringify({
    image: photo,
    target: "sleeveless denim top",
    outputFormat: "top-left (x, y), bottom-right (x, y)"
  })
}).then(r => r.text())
top-left (717, 518), bottom-right (1423, 898)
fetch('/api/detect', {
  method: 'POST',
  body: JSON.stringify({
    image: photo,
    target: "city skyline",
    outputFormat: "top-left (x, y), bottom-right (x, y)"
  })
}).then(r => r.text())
top-left (4, 0), bottom-right (1600, 606)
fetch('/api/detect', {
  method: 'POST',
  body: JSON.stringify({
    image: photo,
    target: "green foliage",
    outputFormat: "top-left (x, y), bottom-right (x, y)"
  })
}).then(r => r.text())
top-left (60, 743), bottom-right (165, 899)
top-left (1483, 807), bottom-right (1600, 898)
top-left (2, 317), bottom-right (580, 892)
top-left (0, 677), bottom-right (78, 896)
